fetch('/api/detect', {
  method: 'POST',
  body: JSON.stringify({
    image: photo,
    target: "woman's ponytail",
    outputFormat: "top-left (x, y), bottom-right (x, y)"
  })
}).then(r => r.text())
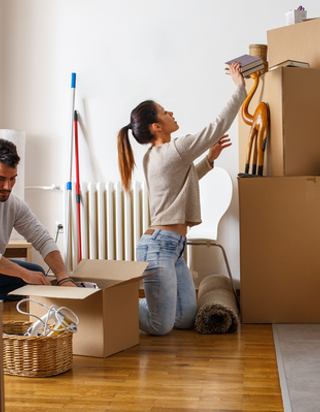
top-left (117, 100), bottom-right (159, 192)
top-left (117, 125), bottom-right (135, 193)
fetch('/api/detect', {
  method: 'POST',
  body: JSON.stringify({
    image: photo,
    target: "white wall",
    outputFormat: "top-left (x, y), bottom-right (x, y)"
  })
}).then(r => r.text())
top-left (0, 1), bottom-right (4, 125)
top-left (1, 1), bottom-right (320, 286)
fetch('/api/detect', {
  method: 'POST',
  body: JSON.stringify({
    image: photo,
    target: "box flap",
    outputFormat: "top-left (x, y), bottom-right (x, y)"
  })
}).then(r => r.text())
top-left (9, 285), bottom-right (99, 299)
top-left (72, 259), bottom-right (149, 285)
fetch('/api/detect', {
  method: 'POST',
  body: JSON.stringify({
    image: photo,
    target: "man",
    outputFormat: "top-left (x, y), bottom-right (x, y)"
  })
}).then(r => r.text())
top-left (0, 138), bottom-right (75, 302)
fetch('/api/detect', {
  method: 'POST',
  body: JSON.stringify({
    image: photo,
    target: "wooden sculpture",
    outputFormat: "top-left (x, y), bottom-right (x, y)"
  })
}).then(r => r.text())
top-left (241, 71), bottom-right (269, 176)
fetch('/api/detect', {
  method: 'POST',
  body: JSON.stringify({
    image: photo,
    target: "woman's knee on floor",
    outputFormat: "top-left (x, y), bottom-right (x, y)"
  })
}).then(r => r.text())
top-left (149, 319), bottom-right (175, 336)
top-left (174, 302), bottom-right (198, 330)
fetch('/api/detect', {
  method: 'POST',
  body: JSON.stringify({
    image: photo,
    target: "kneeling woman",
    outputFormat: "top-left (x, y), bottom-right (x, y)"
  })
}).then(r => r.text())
top-left (117, 63), bottom-right (246, 335)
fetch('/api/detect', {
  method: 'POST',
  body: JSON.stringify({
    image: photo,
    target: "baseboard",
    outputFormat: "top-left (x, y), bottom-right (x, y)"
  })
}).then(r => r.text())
top-left (140, 288), bottom-right (241, 301)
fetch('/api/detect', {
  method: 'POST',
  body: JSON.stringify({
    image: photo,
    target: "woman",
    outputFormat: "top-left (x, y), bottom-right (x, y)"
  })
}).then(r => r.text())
top-left (117, 63), bottom-right (246, 335)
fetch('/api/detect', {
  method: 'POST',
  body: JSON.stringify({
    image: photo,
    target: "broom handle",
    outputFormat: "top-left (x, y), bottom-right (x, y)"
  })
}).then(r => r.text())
top-left (74, 110), bottom-right (82, 262)
top-left (65, 73), bottom-right (76, 273)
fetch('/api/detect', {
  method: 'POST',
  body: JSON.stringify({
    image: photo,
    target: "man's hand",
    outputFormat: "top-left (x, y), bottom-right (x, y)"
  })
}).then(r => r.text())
top-left (45, 251), bottom-right (77, 287)
top-left (59, 279), bottom-right (77, 287)
top-left (0, 256), bottom-right (51, 285)
top-left (21, 269), bottom-right (51, 286)
top-left (207, 135), bottom-right (232, 163)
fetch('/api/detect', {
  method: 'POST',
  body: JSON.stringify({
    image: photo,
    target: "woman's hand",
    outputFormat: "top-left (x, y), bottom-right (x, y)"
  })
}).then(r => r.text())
top-left (207, 135), bottom-right (232, 163)
top-left (229, 62), bottom-right (245, 87)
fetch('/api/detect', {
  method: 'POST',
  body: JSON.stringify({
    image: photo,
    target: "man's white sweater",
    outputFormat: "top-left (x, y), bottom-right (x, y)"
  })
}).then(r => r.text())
top-left (0, 192), bottom-right (59, 261)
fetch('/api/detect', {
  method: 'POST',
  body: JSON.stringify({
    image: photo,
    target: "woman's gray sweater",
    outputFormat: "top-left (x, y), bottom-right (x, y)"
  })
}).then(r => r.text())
top-left (143, 84), bottom-right (247, 228)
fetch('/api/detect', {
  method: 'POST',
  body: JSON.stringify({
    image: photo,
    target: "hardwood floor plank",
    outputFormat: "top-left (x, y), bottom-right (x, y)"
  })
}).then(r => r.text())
top-left (2, 301), bottom-right (284, 412)
top-left (243, 394), bottom-right (284, 411)
top-left (151, 410), bottom-right (243, 412)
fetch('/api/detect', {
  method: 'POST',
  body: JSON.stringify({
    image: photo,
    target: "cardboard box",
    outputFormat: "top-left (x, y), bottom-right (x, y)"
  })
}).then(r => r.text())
top-left (12, 259), bottom-right (150, 357)
top-left (267, 18), bottom-right (320, 69)
top-left (238, 68), bottom-right (320, 176)
top-left (238, 176), bottom-right (320, 323)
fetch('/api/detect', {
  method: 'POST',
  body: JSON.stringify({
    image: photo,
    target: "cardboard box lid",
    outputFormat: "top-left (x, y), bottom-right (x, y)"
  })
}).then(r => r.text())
top-left (9, 284), bottom-right (98, 299)
top-left (238, 67), bottom-right (320, 177)
top-left (10, 259), bottom-right (150, 300)
top-left (72, 259), bottom-right (149, 285)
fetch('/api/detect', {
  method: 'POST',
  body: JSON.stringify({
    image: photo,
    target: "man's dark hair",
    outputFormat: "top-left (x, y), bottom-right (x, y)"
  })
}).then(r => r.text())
top-left (0, 138), bottom-right (20, 168)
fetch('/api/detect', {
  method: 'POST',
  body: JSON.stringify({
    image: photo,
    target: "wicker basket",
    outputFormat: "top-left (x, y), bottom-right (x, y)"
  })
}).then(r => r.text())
top-left (249, 44), bottom-right (268, 74)
top-left (2, 321), bottom-right (73, 378)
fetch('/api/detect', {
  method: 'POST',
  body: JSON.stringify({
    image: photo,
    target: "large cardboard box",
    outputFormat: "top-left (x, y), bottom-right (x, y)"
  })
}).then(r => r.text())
top-left (238, 176), bottom-right (320, 323)
top-left (267, 19), bottom-right (320, 69)
top-left (238, 68), bottom-right (320, 176)
top-left (12, 259), bottom-right (150, 357)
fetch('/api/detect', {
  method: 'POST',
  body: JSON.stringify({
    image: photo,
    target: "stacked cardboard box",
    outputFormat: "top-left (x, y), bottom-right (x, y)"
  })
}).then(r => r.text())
top-left (238, 68), bottom-right (320, 177)
top-left (238, 19), bottom-right (320, 323)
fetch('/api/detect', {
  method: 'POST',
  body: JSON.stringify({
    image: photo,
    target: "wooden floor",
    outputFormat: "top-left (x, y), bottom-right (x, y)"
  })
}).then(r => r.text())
top-left (2, 301), bottom-right (284, 412)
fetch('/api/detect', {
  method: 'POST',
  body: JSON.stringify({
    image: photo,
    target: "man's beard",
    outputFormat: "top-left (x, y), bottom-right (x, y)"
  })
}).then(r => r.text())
top-left (0, 191), bottom-right (11, 202)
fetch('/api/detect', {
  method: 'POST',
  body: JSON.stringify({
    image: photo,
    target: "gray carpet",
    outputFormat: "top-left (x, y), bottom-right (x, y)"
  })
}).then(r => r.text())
top-left (273, 324), bottom-right (320, 412)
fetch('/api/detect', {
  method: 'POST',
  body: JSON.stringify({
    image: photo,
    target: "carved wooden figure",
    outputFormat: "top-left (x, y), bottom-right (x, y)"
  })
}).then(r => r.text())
top-left (241, 71), bottom-right (269, 176)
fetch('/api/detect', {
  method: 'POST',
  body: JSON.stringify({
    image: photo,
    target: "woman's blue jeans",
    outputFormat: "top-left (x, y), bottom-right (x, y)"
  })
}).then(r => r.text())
top-left (0, 259), bottom-right (45, 302)
top-left (137, 228), bottom-right (197, 336)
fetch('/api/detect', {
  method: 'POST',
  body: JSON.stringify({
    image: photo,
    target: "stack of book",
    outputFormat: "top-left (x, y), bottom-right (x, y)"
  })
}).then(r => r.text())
top-left (225, 54), bottom-right (265, 77)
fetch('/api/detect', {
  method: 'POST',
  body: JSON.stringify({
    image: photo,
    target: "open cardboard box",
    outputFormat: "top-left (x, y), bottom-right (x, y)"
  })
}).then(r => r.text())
top-left (11, 259), bottom-right (150, 358)
top-left (238, 67), bottom-right (320, 176)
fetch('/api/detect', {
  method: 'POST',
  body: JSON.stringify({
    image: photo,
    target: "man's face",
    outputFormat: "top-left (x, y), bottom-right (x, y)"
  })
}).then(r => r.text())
top-left (0, 162), bottom-right (18, 202)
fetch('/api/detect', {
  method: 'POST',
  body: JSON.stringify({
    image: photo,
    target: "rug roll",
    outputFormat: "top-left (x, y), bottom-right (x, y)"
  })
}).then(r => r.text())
top-left (195, 274), bottom-right (239, 334)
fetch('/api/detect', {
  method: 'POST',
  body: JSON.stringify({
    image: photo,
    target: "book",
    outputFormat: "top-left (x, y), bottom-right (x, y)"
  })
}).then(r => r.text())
top-left (269, 60), bottom-right (310, 71)
top-left (225, 54), bottom-right (264, 72)
top-left (225, 63), bottom-right (265, 77)
top-left (241, 63), bottom-right (265, 77)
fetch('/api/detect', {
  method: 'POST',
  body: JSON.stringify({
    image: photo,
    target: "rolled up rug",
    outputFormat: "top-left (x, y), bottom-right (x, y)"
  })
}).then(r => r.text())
top-left (195, 274), bottom-right (239, 334)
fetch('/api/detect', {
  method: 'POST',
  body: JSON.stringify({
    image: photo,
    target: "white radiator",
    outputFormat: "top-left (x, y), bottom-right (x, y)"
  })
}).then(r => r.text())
top-left (64, 181), bottom-right (150, 272)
